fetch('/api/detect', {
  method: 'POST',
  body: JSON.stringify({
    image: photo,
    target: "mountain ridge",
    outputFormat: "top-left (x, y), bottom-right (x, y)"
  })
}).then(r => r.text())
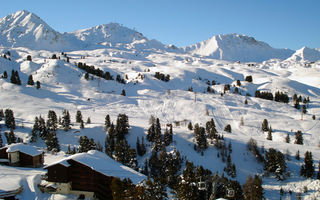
top-left (183, 33), bottom-right (295, 62)
top-left (0, 10), bottom-right (319, 62)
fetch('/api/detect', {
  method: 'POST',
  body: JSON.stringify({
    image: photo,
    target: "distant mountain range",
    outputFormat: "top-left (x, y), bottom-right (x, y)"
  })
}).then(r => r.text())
top-left (1, 10), bottom-right (319, 62)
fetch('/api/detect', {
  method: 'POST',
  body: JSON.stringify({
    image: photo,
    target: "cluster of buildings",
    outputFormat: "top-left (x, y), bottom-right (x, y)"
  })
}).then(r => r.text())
top-left (0, 143), bottom-right (145, 200)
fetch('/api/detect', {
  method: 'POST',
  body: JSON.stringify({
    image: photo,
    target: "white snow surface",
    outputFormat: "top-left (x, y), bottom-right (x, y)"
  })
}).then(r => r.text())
top-left (5, 143), bottom-right (43, 156)
top-left (44, 150), bottom-right (146, 184)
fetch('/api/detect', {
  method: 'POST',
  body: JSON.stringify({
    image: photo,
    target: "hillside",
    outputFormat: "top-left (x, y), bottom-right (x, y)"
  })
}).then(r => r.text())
top-left (0, 10), bottom-right (320, 200)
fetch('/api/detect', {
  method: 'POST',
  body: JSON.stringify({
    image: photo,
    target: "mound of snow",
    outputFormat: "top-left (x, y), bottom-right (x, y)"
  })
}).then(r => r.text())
top-left (20, 61), bottom-right (41, 74)
top-left (286, 46), bottom-right (320, 62)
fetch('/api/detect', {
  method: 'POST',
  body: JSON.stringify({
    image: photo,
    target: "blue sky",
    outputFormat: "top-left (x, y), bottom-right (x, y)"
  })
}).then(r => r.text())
top-left (1, 0), bottom-right (319, 50)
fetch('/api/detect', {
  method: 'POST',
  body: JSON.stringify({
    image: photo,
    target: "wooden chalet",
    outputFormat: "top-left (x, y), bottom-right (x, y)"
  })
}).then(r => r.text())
top-left (43, 150), bottom-right (146, 200)
top-left (0, 143), bottom-right (44, 167)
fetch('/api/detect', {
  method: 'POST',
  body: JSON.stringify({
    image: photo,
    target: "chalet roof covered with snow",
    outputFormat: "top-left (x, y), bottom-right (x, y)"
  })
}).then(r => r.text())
top-left (44, 150), bottom-right (146, 184)
top-left (3, 143), bottom-right (43, 156)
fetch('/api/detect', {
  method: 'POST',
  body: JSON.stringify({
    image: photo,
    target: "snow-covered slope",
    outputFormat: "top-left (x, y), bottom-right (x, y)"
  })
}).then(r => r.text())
top-left (1, 44), bottom-right (320, 199)
top-left (184, 34), bottom-right (294, 62)
top-left (0, 10), bottom-right (76, 51)
top-left (286, 46), bottom-right (320, 62)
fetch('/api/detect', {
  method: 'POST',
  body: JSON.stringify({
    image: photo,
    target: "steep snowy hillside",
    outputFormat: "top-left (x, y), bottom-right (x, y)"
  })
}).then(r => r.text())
top-left (0, 10), bottom-right (78, 51)
top-left (286, 46), bottom-right (320, 62)
top-left (184, 34), bottom-right (294, 62)
top-left (66, 23), bottom-right (166, 50)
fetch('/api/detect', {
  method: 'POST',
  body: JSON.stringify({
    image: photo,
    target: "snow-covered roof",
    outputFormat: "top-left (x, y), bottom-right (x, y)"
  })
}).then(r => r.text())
top-left (44, 150), bottom-right (146, 184)
top-left (5, 143), bottom-right (43, 156)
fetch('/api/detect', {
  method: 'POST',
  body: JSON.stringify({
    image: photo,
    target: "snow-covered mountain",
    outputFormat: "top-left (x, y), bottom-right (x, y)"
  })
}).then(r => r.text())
top-left (184, 34), bottom-right (295, 62)
top-left (286, 46), bottom-right (320, 62)
top-left (0, 10), bottom-right (75, 51)
top-left (65, 23), bottom-right (166, 50)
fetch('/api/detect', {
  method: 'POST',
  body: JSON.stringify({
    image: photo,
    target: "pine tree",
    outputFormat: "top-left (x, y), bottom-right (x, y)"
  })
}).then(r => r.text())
top-left (84, 72), bottom-right (89, 80)
top-left (143, 158), bottom-right (149, 175)
top-left (0, 132), bottom-right (3, 147)
top-left (66, 145), bottom-right (72, 154)
top-left (294, 130), bottom-right (303, 145)
top-left (38, 116), bottom-right (48, 140)
top-left (147, 123), bottom-right (155, 142)
top-left (27, 75), bottom-right (34, 86)
top-left (301, 151), bottom-right (314, 178)
top-left (78, 136), bottom-right (90, 153)
top-left (30, 117), bottom-right (40, 143)
top-left (164, 125), bottom-right (173, 146)
top-left (30, 127), bottom-right (38, 143)
top-left (141, 136), bottom-right (146, 156)
top-left (243, 175), bottom-right (263, 200)
top-left (6, 129), bottom-right (16, 144)
top-left (224, 124), bottom-right (232, 133)
top-left (47, 110), bottom-right (58, 131)
top-left (236, 80), bottom-right (241, 86)
top-left (285, 133), bottom-right (290, 143)
top-left (51, 54), bottom-right (57, 59)
top-left (10, 70), bottom-right (16, 84)
top-left (0, 109), bottom-right (3, 121)
top-left (45, 131), bottom-right (60, 152)
top-left (62, 110), bottom-right (71, 131)
top-left (265, 148), bottom-right (287, 180)
top-left (294, 95), bottom-right (300, 109)
top-left (194, 124), bottom-right (207, 151)
top-left (2, 71), bottom-right (8, 79)
top-left (4, 109), bottom-right (15, 129)
top-left (177, 161), bottom-right (199, 199)
top-left (317, 161), bottom-right (320, 180)
top-left (105, 135), bottom-right (114, 157)
top-left (206, 118), bottom-right (217, 140)
top-left (80, 120), bottom-right (84, 129)
top-left (302, 105), bottom-right (307, 114)
top-left (86, 117), bottom-right (91, 124)
top-left (36, 81), bottom-right (41, 89)
top-left (89, 138), bottom-right (97, 150)
top-left (75, 110), bottom-right (82, 123)
top-left (104, 114), bottom-right (111, 131)
top-left (188, 121), bottom-right (193, 130)
top-left (245, 75), bottom-right (253, 83)
top-left (115, 114), bottom-right (129, 140)
top-left (115, 138), bottom-right (137, 169)
top-left (121, 89), bottom-right (126, 96)
top-left (136, 137), bottom-right (142, 156)
top-left (15, 71), bottom-right (21, 85)
top-left (145, 177), bottom-right (167, 200)
top-left (244, 99), bottom-right (248, 105)
top-left (295, 150), bottom-right (300, 160)
top-left (261, 119), bottom-right (269, 132)
top-left (27, 55), bottom-right (32, 61)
